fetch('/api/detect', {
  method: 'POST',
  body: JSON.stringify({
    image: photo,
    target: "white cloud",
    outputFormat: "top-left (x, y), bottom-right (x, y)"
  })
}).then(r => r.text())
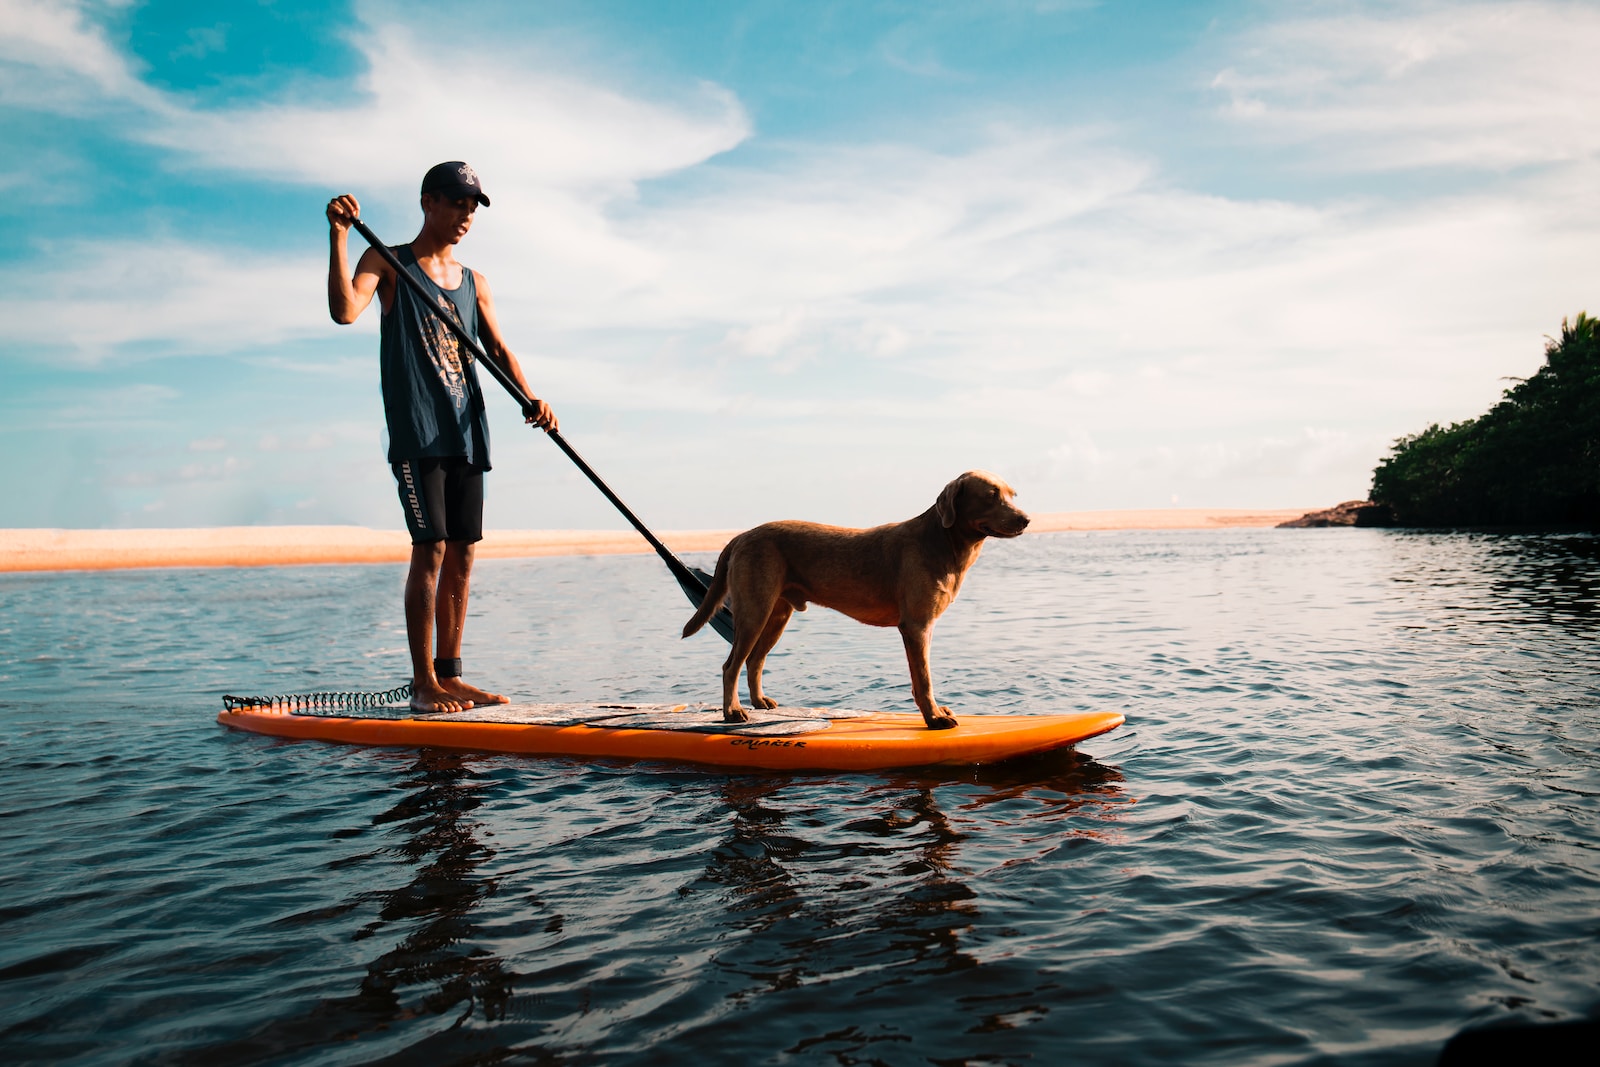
top-left (0, 4), bottom-right (749, 193)
top-left (1210, 1), bottom-right (1600, 170)
top-left (10, 79), bottom-right (1594, 483)
top-left (139, 26), bottom-right (750, 197)
top-left (257, 431), bottom-right (341, 453)
top-left (562, 135), bottom-right (1590, 434)
top-left (725, 307), bottom-right (810, 358)
top-left (0, 238), bottom-right (330, 363)
top-left (598, 132), bottom-right (1153, 328)
top-left (5, 0), bottom-right (1599, 521)
top-left (0, 7), bottom-right (753, 353)
top-left (171, 25), bottom-right (227, 62)
top-left (176, 455), bottom-right (244, 482)
top-left (0, 0), bottom-right (154, 110)
top-left (1020, 424), bottom-right (1386, 512)
top-left (40, 383), bottom-right (180, 430)
top-left (1046, 428), bottom-right (1105, 475)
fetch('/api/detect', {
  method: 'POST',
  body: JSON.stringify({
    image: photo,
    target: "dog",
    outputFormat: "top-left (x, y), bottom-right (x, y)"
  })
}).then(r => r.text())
top-left (682, 470), bottom-right (1030, 729)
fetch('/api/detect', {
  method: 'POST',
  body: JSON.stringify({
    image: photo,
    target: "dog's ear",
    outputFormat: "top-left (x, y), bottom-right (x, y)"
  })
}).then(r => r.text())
top-left (935, 474), bottom-right (966, 528)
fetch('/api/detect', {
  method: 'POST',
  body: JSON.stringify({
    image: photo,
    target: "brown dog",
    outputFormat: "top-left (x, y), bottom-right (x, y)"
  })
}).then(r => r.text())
top-left (682, 470), bottom-right (1030, 729)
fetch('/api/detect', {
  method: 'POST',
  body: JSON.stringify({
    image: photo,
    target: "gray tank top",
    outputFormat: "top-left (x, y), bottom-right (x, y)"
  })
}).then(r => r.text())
top-left (379, 245), bottom-right (491, 469)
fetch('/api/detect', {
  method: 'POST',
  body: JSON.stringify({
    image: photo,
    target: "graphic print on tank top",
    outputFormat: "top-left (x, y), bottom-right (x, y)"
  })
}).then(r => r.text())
top-left (421, 295), bottom-right (469, 405)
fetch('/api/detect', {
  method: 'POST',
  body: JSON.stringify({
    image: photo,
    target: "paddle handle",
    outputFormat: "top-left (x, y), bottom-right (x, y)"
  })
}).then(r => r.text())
top-left (344, 217), bottom-right (718, 602)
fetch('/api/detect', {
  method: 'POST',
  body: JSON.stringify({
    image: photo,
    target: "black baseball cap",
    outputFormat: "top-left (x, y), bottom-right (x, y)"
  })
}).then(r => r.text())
top-left (421, 161), bottom-right (490, 206)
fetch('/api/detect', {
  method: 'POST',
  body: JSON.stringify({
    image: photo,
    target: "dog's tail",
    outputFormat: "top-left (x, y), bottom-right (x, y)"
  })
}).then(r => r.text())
top-left (682, 546), bottom-right (731, 638)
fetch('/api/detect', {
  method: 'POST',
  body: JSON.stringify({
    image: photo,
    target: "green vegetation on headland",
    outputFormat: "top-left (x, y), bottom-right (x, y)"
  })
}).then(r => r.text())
top-left (1369, 312), bottom-right (1600, 528)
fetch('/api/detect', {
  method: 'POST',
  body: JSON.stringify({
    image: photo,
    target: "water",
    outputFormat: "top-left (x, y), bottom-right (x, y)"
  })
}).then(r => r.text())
top-left (2, 529), bottom-right (1597, 1065)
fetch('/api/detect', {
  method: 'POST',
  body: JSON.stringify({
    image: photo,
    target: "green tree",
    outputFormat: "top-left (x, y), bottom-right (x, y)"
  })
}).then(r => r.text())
top-left (1370, 312), bottom-right (1600, 527)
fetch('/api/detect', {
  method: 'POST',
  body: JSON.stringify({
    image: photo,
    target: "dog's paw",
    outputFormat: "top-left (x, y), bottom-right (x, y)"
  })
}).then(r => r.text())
top-left (723, 707), bottom-right (751, 723)
top-left (924, 707), bottom-right (959, 730)
top-left (753, 696), bottom-right (779, 710)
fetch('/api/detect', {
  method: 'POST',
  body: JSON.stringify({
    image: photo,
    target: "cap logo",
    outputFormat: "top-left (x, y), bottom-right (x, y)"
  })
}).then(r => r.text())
top-left (456, 163), bottom-right (479, 188)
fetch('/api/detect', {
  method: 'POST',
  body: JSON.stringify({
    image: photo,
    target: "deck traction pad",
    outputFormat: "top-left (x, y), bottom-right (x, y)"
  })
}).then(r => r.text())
top-left (291, 702), bottom-right (877, 737)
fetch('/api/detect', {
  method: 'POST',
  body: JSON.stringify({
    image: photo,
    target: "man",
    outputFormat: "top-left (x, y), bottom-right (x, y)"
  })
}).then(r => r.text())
top-left (326, 161), bottom-right (556, 714)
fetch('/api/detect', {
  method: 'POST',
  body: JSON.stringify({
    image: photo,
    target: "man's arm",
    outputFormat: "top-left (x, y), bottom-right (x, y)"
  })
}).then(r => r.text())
top-left (475, 271), bottom-right (558, 431)
top-left (326, 194), bottom-right (388, 323)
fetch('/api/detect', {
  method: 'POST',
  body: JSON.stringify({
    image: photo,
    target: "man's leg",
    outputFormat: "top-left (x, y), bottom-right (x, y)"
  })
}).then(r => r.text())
top-left (434, 540), bottom-right (507, 706)
top-left (405, 540), bottom-right (470, 714)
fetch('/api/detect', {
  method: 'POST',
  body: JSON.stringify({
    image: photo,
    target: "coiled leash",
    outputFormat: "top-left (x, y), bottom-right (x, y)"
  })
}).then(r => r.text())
top-left (221, 682), bottom-right (413, 713)
top-left (222, 660), bottom-right (466, 713)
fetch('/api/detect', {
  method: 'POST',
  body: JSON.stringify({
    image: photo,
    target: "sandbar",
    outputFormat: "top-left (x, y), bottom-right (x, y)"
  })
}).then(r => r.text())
top-left (1, 509), bottom-right (1310, 573)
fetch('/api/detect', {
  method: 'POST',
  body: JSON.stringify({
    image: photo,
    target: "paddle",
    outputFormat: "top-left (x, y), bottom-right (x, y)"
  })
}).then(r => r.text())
top-left (347, 216), bottom-right (734, 643)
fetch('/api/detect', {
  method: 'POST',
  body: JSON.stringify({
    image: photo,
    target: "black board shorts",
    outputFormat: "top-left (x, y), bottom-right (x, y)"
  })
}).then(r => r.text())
top-left (391, 458), bottom-right (484, 544)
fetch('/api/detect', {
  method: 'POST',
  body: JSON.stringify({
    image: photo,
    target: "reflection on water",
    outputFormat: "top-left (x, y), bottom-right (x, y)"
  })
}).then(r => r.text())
top-left (670, 750), bottom-right (1131, 1063)
top-left (0, 529), bottom-right (1596, 1065)
top-left (1385, 532), bottom-right (1600, 637)
top-left (355, 753), bottom-right (514, 1027)
top-left (170, 752), bottom-right (522, 1064)
top-left (1484, 533), bottom-right (1600, 621)
top-left (700, 778), bottom-right (979, 993)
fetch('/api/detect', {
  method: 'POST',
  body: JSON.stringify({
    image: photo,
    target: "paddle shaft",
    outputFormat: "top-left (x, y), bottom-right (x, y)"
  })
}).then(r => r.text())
top-left (346, 217), bottom-right (726, 630)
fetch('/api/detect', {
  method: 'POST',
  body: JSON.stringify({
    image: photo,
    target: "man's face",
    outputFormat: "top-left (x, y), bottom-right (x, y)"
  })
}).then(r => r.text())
top-left (421, 194), bottom-right (477, 243)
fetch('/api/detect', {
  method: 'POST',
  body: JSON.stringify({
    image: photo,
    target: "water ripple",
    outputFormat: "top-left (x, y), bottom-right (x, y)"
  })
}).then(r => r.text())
top-left (1, 530), bottom-right (1597, 1065)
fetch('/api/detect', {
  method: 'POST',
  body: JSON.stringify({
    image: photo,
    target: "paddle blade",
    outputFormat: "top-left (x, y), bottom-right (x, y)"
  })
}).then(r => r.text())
top-left (677, 565), bottom-right (735, 644)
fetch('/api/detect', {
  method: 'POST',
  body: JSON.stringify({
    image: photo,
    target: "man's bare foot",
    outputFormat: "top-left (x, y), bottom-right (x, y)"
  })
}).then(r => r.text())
top-left (411, 681), bottom-right (472, 714)
top-left (442, 678), bottom-right (508, 706)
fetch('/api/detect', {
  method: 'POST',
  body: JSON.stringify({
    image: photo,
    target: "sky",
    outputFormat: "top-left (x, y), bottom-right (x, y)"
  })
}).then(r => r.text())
top-left (2, 0), bottom-right (1597, 531)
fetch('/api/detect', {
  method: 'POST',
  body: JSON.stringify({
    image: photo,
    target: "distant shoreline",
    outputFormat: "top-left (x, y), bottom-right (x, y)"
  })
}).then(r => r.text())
top-left (0, 509), bottom-right (1310, 573)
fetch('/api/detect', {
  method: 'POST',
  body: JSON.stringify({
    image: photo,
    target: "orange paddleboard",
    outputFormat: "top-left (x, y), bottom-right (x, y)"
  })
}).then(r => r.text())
top-left (216, 702), bottom-right (1124, 771)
